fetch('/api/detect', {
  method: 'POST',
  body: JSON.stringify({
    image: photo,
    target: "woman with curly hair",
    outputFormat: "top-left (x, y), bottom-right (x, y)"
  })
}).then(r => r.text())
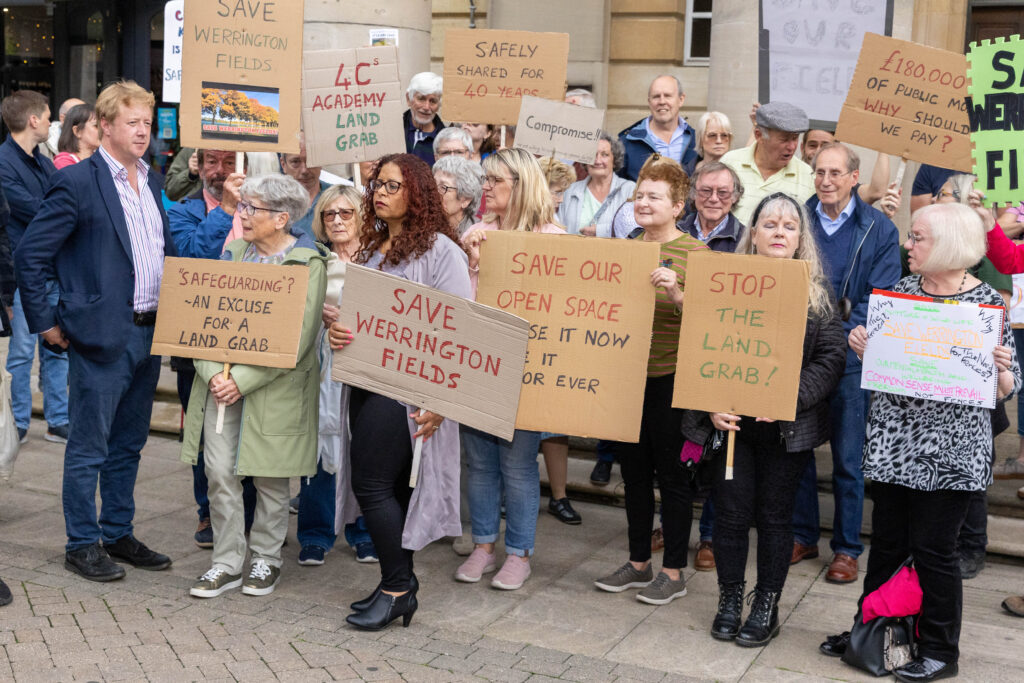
top-left (328, 153), bottom-right (471, 630)
top-left (455, 148), bottom-right (567, 590)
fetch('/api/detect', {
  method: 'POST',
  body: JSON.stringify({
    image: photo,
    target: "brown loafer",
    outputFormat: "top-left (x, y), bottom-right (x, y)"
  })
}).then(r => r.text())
top-left (651, 527), bottom-right (664, 552)
top-left (825, 553), bottom-right (859, 584)
top-left (695, 541), bottom-right (715, 571)
top-left (790, 542), bottom-right (819, 565)
top-left (1002, 595), bottom-right (1024, 617)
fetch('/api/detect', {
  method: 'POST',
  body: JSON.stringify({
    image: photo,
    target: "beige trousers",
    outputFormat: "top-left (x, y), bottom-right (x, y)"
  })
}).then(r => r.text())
top-left (203, 394), bottom-right (290, 574)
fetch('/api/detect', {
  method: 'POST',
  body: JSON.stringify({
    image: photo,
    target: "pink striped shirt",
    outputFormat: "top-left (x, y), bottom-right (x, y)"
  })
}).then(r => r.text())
top-left (97, 146), bottom-right (165, 312)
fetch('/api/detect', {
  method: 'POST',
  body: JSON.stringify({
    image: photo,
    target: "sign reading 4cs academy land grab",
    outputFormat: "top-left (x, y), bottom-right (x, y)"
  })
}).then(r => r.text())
top-left (476, 231), bottom-right (660, 442)
top-left (443, 29), bottom-right (570, 125)
top-left (180, 0), bottom-right (303, 153)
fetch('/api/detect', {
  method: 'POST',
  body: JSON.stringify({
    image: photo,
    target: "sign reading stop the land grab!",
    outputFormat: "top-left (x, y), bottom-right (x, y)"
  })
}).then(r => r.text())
top-left (302, 46), bottom-right (405, 167)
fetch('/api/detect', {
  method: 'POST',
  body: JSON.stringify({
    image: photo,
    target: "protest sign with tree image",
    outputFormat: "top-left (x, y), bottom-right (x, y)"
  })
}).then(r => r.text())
top-left (200, 82), bottom-right (280, 144)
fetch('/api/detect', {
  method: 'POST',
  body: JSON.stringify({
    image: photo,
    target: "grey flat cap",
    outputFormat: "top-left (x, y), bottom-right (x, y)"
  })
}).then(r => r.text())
top-left (756, 102), bottom-right (809, 133)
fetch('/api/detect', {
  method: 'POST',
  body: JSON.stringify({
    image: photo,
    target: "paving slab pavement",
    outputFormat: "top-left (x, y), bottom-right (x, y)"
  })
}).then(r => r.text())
top-left (2, 427), bottom-right (1024, 682)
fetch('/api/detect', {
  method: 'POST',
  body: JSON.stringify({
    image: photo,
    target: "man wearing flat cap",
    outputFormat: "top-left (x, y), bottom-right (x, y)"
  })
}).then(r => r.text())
top-left (720, 101), bottom-right (815, 225)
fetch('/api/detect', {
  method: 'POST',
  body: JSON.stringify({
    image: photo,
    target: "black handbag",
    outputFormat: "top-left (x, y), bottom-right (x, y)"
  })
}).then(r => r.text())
top-left (841, 558), bottom-right (918, 676)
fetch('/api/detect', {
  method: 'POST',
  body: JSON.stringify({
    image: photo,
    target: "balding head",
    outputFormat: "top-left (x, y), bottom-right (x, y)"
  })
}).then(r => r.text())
top-left (647, 75), bottom-right (685, 127)
top-left (59, 98), bottom-right (85, 123)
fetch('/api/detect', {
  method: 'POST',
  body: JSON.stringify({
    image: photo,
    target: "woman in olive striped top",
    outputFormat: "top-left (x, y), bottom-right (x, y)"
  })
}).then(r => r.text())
top-left (594, 154), bottom-right (708, 605)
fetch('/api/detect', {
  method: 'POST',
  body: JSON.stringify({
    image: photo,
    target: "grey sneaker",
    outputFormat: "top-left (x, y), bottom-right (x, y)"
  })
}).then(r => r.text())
top-left (189, 567), bottom-right (242, 598)
top-left (594, 562), bottom-right (654, 593)
top-left (994, 457), bottom-right (1024, 479)
top-left (242, 559), bottom-right (280, 596)
top-left (637, 571), bottom-right (687, 605)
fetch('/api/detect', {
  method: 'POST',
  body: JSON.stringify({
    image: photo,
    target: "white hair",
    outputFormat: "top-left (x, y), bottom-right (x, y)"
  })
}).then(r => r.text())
top-left (406, 72), bottom-right (443, 99)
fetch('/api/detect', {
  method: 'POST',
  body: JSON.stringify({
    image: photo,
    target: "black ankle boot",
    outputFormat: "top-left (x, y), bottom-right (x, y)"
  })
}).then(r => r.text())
top-left (735, 589), bottom-right (780, 647)
top-left (346, 589), bottom-right (418, 631)
top-left (710, 581), bottom-right (745, 641)
top-left (350, 574), bottom-right (419, 612)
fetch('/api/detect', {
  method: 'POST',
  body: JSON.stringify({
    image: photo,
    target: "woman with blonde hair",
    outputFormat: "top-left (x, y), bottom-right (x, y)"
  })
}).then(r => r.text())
top-left (457, 148), bottom-right (566, 590)
top-left (695, 111), bottom-right (734, 165)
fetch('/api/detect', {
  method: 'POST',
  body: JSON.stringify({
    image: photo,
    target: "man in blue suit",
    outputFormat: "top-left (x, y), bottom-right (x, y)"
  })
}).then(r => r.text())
top-left (15, 81), bottom-right (175, 582)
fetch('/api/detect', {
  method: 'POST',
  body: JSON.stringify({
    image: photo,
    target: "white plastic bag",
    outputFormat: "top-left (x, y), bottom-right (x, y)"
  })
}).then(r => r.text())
top-left (0, 369), bottom-right (20, 481)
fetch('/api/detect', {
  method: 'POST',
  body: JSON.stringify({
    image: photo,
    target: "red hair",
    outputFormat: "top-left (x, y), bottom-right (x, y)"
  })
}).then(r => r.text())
top-left (356, 153), bottom-right (467, 267)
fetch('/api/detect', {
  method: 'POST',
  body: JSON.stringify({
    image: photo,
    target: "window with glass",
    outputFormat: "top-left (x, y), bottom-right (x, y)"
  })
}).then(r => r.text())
top-left (685, 0), bottom-right (712, 66)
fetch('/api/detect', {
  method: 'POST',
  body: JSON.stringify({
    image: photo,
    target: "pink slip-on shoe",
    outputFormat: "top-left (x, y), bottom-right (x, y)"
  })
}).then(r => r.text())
top-left (454, 547), bottom-right (496, 583)
top-left (491, 555), bottom-right (531, 590)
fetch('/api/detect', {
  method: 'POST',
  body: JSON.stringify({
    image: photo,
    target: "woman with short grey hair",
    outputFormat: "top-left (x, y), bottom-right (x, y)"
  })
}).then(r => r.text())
top-left (557, 131), bottom-right (635, 238)
top-left (432, 127), bottom-right (474, 159)
top-left (239, 174), bottom-right (311, 229)
top-left (433, 156), bottom-right (484, 236)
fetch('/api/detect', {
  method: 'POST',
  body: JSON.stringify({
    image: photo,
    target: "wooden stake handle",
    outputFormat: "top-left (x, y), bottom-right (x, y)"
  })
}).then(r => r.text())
top-left (215, 363), bottom-right (231, 434)
top-left (724, 429), bottom-right (736, 481)
top-left (409, 408), bottom-right (425, 488)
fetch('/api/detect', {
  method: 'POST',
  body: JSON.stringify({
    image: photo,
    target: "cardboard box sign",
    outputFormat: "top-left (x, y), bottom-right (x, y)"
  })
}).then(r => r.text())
top-left (302, 46), bottom-right (406, 167)
top-left (443, 29), bottom-right (569, 125)
top-left (515, 96), bottom-right (606, 164)
top-left (861, 290), bottom-right (1003, 409)
top-left (179, 0), bottom-right (303, 153)
top-left (151, 257), bottom-right (310, 368)
top-left (835, 33), bottom-right (972, 172)
top-left (967, 35), bottom-right (1024, 206)
top-left (332, 264), bottom-right (529, 441)
top-left (475, 231), bottom-right (660, 442)
top-left (672, 252), bottom-right (809, 422)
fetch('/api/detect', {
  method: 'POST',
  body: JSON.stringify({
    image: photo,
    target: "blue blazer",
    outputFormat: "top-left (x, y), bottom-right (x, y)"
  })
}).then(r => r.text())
top-left (14, 153), bottom-right (177, 362)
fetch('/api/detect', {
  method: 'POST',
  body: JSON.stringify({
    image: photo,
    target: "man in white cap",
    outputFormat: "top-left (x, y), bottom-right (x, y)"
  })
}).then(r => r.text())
top-left (720, 101), bottom-right (815, 225)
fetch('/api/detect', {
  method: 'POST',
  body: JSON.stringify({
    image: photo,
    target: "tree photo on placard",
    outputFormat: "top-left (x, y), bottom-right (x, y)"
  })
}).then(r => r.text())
top-left (199, 82), bottom-right (280, 143)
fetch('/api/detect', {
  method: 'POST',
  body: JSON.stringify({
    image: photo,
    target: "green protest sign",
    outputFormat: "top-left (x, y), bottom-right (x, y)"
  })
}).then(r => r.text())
top-left (967, 35), bottom-right (1024, 206)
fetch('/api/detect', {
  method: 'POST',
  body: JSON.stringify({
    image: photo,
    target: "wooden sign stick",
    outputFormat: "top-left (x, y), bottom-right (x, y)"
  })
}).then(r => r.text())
top-left (215, 363), bottom-right (231, 434)
top-left (500, 125), bottom-right (506, 149)
top-left (409, 408), bottom-right (425, 488)
top-left (235, 151), bottom-right (244, 175)
top-left (725, 429), bottom-right (736, 480)
top-left (353, 162), bottom-right (362, 191)
top-left (894, 157), bottom-right (907, 187)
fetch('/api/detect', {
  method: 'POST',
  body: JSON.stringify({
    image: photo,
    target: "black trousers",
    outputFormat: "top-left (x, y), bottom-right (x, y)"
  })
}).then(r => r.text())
top-left (619, 374), bottom-right (693, 569)
top-left (956, 490), bottom-right (987, 556)
top-left (864, 482), bottom-right (971, 664)
top-left (712, 419), bottom-right (812, 592)
top-left (349, 388), bottom-right (415, 592)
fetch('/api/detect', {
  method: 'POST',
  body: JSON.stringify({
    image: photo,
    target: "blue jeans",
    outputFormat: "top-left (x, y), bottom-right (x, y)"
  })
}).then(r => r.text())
top-left (699, 499), bottom-right (715, 542)
top-left (7, 286), bottom-right (69, 429)
top-left (462, 426), bottom-right (541, 557)
top-left (344, 516), bottom-right (372, 548)
top-left (596, 439), bottom-right (617, 463)
top-left (297, 458), bottom-right (338, 550)
top-left (792, 371), bottom-right (869, 557)
top-left (63, 324), bottom-right (160, 551)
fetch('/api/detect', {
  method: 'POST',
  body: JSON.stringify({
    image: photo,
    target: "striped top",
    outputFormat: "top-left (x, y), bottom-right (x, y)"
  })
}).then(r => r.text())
top-left (647, 232), bottom-right (708, 377)
top-left (98, 146), bottom-right (165, 312)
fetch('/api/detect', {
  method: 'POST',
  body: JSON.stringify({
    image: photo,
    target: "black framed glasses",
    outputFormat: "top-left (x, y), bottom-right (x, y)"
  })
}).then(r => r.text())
top-left (321, 208), bottom-right (355, 222)
top-left (437, 183), bottom-right (456, 195)
top-left (237, 201), bottom-right (284, 217)
top-left (369, 179), bottom-right (403, 195)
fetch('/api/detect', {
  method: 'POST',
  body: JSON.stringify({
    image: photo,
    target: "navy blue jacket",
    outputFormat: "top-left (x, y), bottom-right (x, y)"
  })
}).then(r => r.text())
top-left (0, 136), bottom-right (55, 253)
top-left (678, 212), bottom-right (745, 253)
top-left (167, 189), bottom-right (234, 259)
top-left (617, 117), bottom-right (697, 182)
top-left (805, 192), bottom-right (901, 371)
top-left (14, 152), bottom-right (176, 362)
top-left (403, 109), bottom-right (445, 167)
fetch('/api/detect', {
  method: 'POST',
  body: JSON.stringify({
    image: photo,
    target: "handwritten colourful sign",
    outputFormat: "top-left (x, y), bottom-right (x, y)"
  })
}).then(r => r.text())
top-left (332, 264), bottom-right (529, 441)
top-left (476, 231), bottom-right (659, 441)
top-left (967, 34), bottom-right (1024, 206)
top-left (861, 289), bottom-right (1003, 408)
top-left (672, 252), bottom-right (810, 421)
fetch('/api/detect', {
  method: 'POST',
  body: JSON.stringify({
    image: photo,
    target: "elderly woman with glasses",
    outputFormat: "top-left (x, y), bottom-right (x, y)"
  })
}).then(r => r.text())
top-left (432, 127), bottom-right (474, 161)
top-left (182, 175), bottom-right (328, 600)
top-left (433, 155), bottom-right (484, 236)
top-left (457, 148), bottom-right (566, 591)
top-left (557, 131), bottom-right (635, 238)
top-left (694, 111), bottom-right (734, 166)
top-left (328, 153), bottom-right (470, 630)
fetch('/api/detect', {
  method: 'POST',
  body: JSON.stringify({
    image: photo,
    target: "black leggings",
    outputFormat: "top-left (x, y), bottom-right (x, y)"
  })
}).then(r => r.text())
top-left (349, 388), bottom-right (414, 592)
top-left (618, 374), bottom-right (694, 569)
top-left (713, 418), bottom-right (812, 593)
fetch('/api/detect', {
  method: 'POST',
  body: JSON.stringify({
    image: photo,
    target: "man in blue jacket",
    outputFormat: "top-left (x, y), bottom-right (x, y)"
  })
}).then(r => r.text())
top-left (617, 75), bottom-right (697, 181)
top-left (793, 142), bottom-right (901, 583)
top-left (0, 89), bottom-right (69, 444)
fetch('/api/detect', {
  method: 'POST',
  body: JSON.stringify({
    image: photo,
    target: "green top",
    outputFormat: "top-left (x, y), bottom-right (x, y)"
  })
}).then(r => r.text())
top-left (647, 232), bottom-right (709, 377)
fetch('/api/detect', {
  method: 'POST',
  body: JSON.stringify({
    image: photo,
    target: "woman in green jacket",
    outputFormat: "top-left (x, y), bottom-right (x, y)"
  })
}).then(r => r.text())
top-left (181, 174), bottom-right (328, 599)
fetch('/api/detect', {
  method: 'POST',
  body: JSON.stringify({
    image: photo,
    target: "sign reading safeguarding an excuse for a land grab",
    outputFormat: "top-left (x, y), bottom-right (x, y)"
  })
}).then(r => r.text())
top-left (861, 290), bottom-right (1004, 409)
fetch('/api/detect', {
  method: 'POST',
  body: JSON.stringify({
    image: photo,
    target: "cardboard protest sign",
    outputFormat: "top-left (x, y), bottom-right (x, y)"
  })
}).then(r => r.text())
top-left (967, 35), bottom-right (1024, 206)
top-left (443, 29), bottom-right (569, 125)
top-left (162, 0), bottom-right (184, 103)
top-left (151, 257), bottom-right (309, 368)
top-left (476, 232), bottom-right (659, 442)
top-left (672, 252), bottom-right (809, 421)
top-left (861, 290), bottom-right (1003, 409)
top-left (301, 46), bottom-right (405, 168)
top-left (180, 0), bottom-right (302, 152)
top-left (332, 265), bottom-right (529, 441)
top-left (759, 0), bottom-right (892, 127)
top-left (515, 96), bottom-right (605, 164)
top-left (836, 33), bottom-right (972, 171)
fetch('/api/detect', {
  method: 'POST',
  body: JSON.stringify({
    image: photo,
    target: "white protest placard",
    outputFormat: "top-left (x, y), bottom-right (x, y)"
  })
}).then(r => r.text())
top-left (302, 46), bottom-right (405, 167)
top-left (1012, 274), bottom-right (1024, 326)
top-left (861, 289), bottom-right (1003, 409)
top-left (760, 0), bottom-right (892, 126)
top-left (162, 0), bottom-right (184, 103)
top-left (515, 96), bottom-right (605, 164)
top-left (333, 265), bottom-right (530, 441)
